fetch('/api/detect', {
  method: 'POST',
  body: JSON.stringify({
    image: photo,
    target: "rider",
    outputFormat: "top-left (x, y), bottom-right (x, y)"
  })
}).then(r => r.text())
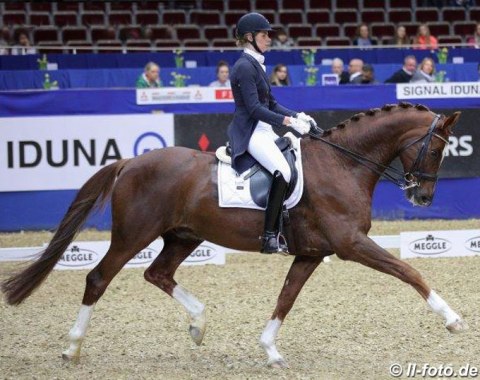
top-left (228, 12), bottom-right (316, 254)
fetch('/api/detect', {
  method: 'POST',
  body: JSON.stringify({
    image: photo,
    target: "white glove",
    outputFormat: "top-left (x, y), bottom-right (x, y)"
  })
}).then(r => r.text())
top-left (297, 112), bottom-right (317, 128)
top-left (288, 117), bottom-right (310, 135)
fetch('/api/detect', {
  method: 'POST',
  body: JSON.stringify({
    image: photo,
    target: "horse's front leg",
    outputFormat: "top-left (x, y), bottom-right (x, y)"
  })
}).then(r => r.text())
top-left (260, 255), bottom-right (324, 368)
top-left (336, 233), bottom-right (467, 333)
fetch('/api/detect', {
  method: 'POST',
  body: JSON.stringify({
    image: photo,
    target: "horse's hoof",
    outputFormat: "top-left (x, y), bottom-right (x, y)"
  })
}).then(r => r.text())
top-left (61, 352), bottom-right (80, 363)
top-left (446, 318), bottom-right (468, 334)
top-left (268, 358), bottom-right (290, 369)
top-left (189, 309), bottom-right (206, 346)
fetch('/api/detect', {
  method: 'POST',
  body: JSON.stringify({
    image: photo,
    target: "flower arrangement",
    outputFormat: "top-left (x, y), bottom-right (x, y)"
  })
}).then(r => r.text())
top-left (37, 54), bottom-right (48, 70)
top-left (170, 72), bottom-right (190, 87)
top-left (305, 66), bottom-right (319, 86)
top-left (43, 73), bottom-right (58, 90)
top-left (436, 47), bottom-right (448, 64)
top-left (174, 49), bottom-right (184, 68)
top-left (301, 49), bottom-right (316, 66)
top-left (435, 70), bottom-right (447, 83)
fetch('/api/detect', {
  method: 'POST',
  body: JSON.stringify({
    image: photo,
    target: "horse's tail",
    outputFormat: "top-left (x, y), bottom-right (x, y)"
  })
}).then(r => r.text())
top-left (2, 159), bottom-right (129, 305)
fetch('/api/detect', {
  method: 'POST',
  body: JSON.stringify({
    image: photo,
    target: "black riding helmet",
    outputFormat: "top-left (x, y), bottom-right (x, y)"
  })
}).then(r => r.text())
top-left (235, 12), bottom-right (274, 54)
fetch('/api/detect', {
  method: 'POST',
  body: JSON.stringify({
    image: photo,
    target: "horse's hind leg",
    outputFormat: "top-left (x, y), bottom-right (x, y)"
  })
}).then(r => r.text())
top-left (336, 234), bottom-right (467, 333)
top-left (143, 232), bottom-right (206, 345)
top-left (62, 231), bottom-right (160, 361)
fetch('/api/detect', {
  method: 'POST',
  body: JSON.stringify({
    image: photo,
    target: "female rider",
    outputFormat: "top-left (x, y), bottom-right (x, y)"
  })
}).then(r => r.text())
top-left (228, 12), bottom-right (316, 254)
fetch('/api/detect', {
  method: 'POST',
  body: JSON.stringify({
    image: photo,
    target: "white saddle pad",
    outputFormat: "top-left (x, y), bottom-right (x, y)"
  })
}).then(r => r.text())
top-left (217, 132), bottom-right (304, 210)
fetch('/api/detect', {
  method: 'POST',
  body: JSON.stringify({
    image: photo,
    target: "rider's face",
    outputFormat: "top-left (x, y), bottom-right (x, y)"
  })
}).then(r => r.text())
top-left (254, 31), bottom-right (271, 53)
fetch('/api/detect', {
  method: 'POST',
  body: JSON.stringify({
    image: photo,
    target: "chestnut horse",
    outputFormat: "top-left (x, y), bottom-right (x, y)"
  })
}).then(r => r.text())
top-left (2, 103), bottom-right (466, 368)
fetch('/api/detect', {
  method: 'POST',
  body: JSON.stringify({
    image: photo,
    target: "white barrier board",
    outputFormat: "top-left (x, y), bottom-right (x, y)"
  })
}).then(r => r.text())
top-left (0, 239), bottom-right (226, 270)
top-left (136, 87), bottom-right (233, 105)
top-left (400, 229), bottom-right (480, 259)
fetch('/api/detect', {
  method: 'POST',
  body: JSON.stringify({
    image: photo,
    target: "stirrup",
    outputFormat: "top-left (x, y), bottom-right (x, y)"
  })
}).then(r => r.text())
top-left (260, 232), bottom-right (289, 255)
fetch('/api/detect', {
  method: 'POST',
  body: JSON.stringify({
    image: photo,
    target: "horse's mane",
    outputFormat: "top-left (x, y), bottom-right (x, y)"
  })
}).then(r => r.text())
top-left (321, 102), bottom-right (431, 137)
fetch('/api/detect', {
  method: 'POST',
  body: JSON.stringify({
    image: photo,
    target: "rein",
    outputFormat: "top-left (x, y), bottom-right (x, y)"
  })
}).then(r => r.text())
top-left (308, 114), bottom-right (446, 190)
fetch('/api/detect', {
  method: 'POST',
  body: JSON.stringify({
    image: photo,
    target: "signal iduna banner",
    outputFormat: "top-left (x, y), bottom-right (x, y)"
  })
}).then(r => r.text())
top-left (0, 114), bottom-right (174, 192)
top-left (400, 229), bottom-right (480, 259)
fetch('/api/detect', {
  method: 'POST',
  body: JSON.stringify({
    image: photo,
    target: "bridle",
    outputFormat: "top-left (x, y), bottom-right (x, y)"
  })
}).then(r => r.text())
top-left (309, 114), bottom-right (448, 190)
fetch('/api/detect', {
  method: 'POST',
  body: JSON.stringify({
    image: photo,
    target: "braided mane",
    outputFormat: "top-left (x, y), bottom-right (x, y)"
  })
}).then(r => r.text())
top-left (321, 102), bottom-right (431, 137)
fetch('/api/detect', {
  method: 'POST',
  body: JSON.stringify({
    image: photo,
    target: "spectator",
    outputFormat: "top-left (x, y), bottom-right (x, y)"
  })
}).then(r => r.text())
top-left (209, 60), bottom-right (231, 87)
top-left (384, 55), bottom-right (417, 83)
top-left (352, 23), bottom-right (377, 47)
top-left (360, 64), bottom-right (379, 84)
top-left (272, 29), bottom-right (294, 50)
top-left (388, 26), bottom-right (410, 47)
top-left (11, 30), bottom-right (37, 55)
top-left (466, 22), bottom-right (480, 48)
top-left (331, 58), bottom-right (350, 84)
top-left (413, 24), bottom-right (438, 50)
top-left (348, 58), bottom-right (364, 84)
top-left (136, 62), bottom-right (162, 88)
top-left (0, 27), bottom-right (10, 55)
top-left (411, 57), bottom-right (436, 83)
top-left (269, 63), bottom-right (291, 86)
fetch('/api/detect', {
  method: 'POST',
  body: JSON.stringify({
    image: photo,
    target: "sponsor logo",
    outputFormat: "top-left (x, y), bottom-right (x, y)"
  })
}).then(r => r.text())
top-left (129, 247), bottom-right (158, 265)
top-left (133, 132), bottom-right (167, 156)
top-left (140, 91), bottom-right (148, 102)
top-left (408, 234), bottom-right (452, 255)
top-left (194, 90), bottom-right (203, 100)
top-left (151, 90), bottom-right (191, 102)
top-left (465, 236), bottom-right (480, 252)
top-left (58, 245), bottom-right (99, 267)
top-left (215, 89), bottom-right (233, 100)
top-left (445, 135), bottom-right (473, 157)
top-left (185, 245), bottom-right (217, 263)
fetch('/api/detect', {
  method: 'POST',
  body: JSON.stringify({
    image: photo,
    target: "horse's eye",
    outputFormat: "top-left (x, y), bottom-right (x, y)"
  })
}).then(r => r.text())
top-left (430, 150), bottom-right (439, 158)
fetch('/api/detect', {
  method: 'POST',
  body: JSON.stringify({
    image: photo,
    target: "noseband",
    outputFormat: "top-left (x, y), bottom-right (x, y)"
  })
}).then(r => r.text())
top-left (310, 113), bottom-right (448, 190)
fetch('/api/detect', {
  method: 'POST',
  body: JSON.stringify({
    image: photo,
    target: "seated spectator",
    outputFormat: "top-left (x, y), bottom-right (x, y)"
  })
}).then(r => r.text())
top-left (466, 22), bottom-right (480, 48)
top-left (209, 60), bottom-right (231, 87)
top-left (272, 29), bottom-right (294, 50)
top-left (0, 27), bottom-right (10, 55)
top-left (360, 64), bottom-right (379, 84)
top-left (10, 30), bottom-right (37, 56)
top-left (352, 23), bottom-right (377, 47)
top-left (411, 57), bottom-right (436, 83)
top-left (269, 63), bottom-right (291, 86)
top-left (412, 24), bottom-right (438, 50)
top-left (388, 26), bottom-right (410, 47)
top-left (136, 62), bottom-right (162, 88)
top-left (331, 58), bottom-right (349, 84)
top-left (385, 55), bottom-right (417, 83)
top-left (348, 58), bottom-right (364, 84)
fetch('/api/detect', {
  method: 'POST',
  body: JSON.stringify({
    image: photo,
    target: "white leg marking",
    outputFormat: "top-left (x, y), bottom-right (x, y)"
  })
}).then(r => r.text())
top-left (62, 304), bottom-right (95, 360)
top-left (172, 285), bottom-right (206, 345)
top-left (427, 290), bottom-right (467, 333)
top-left (260, 318), bottom-right (288, 367)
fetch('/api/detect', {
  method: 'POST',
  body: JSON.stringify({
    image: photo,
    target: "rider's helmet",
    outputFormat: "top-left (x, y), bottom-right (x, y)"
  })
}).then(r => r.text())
top-left (235, 12), bottom-right (274, 40)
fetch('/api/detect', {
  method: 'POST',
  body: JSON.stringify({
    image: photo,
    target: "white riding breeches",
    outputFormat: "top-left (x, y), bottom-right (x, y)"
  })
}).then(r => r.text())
top-left (247, 121), bottom-right (291, 183)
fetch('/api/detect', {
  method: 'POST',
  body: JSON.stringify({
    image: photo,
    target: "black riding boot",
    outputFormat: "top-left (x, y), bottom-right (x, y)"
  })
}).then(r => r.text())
top-left (261, 171), bottom-right (289, 254)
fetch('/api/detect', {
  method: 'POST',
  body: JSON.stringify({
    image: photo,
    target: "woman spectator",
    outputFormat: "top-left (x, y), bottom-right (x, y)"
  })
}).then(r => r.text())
top-left (352, 23), bottom-right (377, 47)
top-left (269, 64), bottom-right (291, 86)
top-left (412, 24), bottom-right (438, 50)
top-left (11, 30), bottom-right (37, 55)
top-left (410, 57), bottom-right (436, 83)
top-left (272, 29), bottom-right (294, 50)
top-left (388, 26), bottom-right (410, 46)
top-left (466, 22), bottom-right (480, 48)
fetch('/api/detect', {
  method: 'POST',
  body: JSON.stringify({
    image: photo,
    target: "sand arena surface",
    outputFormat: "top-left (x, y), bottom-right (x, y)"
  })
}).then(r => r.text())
top-left (0, 219), bottom-right (479, 379)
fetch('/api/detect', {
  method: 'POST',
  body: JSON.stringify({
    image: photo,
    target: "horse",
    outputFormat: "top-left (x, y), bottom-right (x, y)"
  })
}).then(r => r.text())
top-left (2, 102), bottom-right (466, 369)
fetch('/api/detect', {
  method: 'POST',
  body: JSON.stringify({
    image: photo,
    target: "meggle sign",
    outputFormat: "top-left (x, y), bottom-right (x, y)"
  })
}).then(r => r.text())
top-left (0, 114), bottom-right (174, 192)
top-left (401, 229), bottom-right (480, 259)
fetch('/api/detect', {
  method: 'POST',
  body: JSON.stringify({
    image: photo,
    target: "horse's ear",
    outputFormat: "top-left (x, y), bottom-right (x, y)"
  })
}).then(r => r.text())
top-left (440, 112), bottom-right (461, 134)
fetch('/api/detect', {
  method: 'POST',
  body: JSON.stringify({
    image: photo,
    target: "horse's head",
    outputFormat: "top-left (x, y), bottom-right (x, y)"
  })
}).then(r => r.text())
top-left (399, 111), bottom-right (461, 206)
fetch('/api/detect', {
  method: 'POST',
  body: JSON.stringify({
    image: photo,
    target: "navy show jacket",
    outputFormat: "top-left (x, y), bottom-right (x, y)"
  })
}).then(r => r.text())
top-left (227, 52), bottom-right (297, 174)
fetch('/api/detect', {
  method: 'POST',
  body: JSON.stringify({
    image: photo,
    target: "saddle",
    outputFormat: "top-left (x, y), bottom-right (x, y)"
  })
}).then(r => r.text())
top-left (223, 137), bottom-right (299, 208)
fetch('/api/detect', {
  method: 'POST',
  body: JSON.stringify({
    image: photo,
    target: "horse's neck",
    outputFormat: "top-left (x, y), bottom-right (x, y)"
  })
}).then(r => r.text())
top-left (328, 111), bottom-right (422, 166)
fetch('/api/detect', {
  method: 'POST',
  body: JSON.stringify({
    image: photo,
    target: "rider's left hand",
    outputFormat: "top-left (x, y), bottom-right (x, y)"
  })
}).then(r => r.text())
top-left (297, 112), bottom-right (317, 128)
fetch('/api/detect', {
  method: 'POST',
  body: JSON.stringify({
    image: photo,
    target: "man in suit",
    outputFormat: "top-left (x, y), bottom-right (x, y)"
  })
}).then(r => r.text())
top-left (331, 58), bottom-right (350, 84)
top-left (228, 12), bottom-right (314, 254)
top-left (348, 58), bottom-right (364, 84)
top-left (385, 55), bottom-right (417, 83)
